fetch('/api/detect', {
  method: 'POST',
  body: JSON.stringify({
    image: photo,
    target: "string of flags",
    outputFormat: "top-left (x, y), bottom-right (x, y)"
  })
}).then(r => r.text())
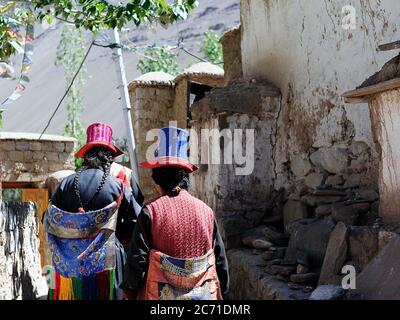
top-left (1, 13), bottom-right (35, 106)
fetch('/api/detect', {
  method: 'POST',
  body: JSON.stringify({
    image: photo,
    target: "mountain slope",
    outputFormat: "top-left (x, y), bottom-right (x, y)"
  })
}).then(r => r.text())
top-left (0, 0), bottom-right (240, 139)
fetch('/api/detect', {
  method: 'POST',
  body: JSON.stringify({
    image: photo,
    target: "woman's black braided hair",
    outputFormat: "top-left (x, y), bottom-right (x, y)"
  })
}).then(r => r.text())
top-left (74, 147), bottom-right (114, 210)
top-left (151, 166), bottom-right (189, 196)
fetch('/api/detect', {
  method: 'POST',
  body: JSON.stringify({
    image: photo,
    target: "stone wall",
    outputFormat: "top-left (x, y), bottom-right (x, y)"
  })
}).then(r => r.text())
top-left (0, 132), bottom-right (76, 184)
top-left (129, 82), bottom-right (175, 198)
top-left (0, 202), bottom-right (46, 300)
top-left (190, 80), bottom-right (281, 247)
top-left (240, 0), bottom-right (400, 194)
top-left (220, 25), bottom-right (242, 85)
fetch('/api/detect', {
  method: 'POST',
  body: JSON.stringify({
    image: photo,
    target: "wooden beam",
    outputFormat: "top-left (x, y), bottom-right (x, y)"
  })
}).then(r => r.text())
top-left (1, 181), bottom-right (39, 189)
top-left (343, 78), bottom-right (400, 104)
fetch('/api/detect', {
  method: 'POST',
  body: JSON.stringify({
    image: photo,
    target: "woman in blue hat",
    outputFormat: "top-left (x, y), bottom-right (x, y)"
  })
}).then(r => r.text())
top-left (122, 126), bottom-right (229, 300)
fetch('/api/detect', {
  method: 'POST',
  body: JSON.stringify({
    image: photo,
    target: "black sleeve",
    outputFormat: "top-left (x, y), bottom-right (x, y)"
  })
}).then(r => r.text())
top-left (122, 207), bottom-right (152, 297)
top-left (115, 177), bottom-right (144, 243)
top-left (213, 219), bottom-right (230, 298)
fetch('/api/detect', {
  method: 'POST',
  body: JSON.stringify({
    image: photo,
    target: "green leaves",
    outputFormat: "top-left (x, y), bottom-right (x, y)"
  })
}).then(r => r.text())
top-left (137, 45), bottom-right (179, 76)
top-left (203, 29), bottom-right (223, 65)
top-left (0, 0), bottom-right (198, 61)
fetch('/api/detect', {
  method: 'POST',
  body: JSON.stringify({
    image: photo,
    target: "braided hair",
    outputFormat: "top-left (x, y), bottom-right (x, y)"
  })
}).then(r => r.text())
top-left (151, 167), bottom-right (189, 197)
top-left (74, 147), bottom-right (114, 211)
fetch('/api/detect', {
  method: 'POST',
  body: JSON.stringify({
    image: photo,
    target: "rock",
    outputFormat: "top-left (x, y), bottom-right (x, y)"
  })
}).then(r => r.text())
top-left (355, 190), bottom-right (379, 202)
top-left (241, 226), bottom-right (267, 247)
top-left (305, 172), bottom-right (325, 189)
top-left (301, 194), bottom-right (344, 207)
top-left (313, 189), bottom-right (347, 197)
top-left (290, 273), bottom-right (319, 284)
top-left (262, 226), bottom-right (289, 246)
top-left (379, 230), bottom-right (397, 251)
top-left (319, 222), bottom-right (348, 285)
top-left (276, 274), bottom-right (290, 282)
top-left (350, 203), bottom-right (370, 214)
top-left (296, 251), bottom-right (311, 267)
top-left (283, 200), bottom-right (308, 232)
top-left (252, 239), bottom-right (274, 250)
top-left (309, 285), bottom-right (345, 300)
top-left (315, 205), bottom-right (332, 218)
top-left (348, 226), bottom-right (379, 272)
top-left (343, 174), bottom-right (361, 188)
top-left (297, 264), bottom-right (309, 274)
top-left (350, 159), bottom-right (368, 173)
top-left (285, 217), bottom-right (336, 267)
top-left (291, 155), bottom-right (313, 177)
top-left (331, 205), bottom-right (359, 226)
top-left (264, 265), bottom-right (280, 275)
top-left (354, 235), bottom-right (400, 299)
top-left (325, 175), bottom-right (344, 186)
top-left (268, 259), bottom-right (283, 266)
top-left (310, 146), bottom-right (349, 174)
top-left (350, 141), bottom-right (369, 157)
top-left (252, 249), bottom-right (264, 255)
top-left (288, 282), bottom-right (306, 290)
top-left (275, 265), bottom-right (297, 277)
top-left (264, 247), bottom-right (287, 260)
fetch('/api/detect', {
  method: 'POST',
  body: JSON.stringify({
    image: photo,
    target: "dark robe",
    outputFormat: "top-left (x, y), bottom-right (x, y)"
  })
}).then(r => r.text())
top-left (51, 166), bottom-right (144, 244)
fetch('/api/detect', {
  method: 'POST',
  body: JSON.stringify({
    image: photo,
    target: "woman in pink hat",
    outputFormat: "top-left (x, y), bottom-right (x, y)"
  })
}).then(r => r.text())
top-left (122, 126), bottom-right (229, 300)
top-left (43, 122), bottom-right (143, 300)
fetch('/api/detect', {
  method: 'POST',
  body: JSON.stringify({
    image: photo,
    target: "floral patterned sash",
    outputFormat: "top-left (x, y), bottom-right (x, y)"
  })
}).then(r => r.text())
top-left (139, 249), bottom-right (222, 300)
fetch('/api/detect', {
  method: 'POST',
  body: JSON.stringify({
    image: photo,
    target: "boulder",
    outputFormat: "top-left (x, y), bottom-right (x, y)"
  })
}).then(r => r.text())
top-left (355, 190), bottom-right (379, 202)
top-left (325, 175), bottom-right (344, 186)
top-left (262, 226), bottom-right (289, 246)
top-left (290, 273), bottom-right (319, 284)
top-left (343, 174), bottom-right (361, 188)
top-left (285, 217), bottom-right (336, 267)
top-left (354, 235), bottom-right (400, 300)
top-left (319, 222), bottom-right (348, 285)
top-left (310, 146), bottom-right (349, 174)
top-left (305, 172), bottom-right (325, 189)
top-left (283, 200), bottom-right (308, 232)
top-left (296, 264), bottom-right (310, 274)
top-left (379, 230), bottom-right (397, 251)
top-left (348, 226), bottom-right (379, 272)
top-left (252, 239), bottom-right (274, 250)
top-left (241, 226), bottom-right (267, 247)
top-left (301, 194), bottom-right (344, 207)
top-left (315, 205), bottom-right (332, 218)
top-left (350, 141), bottom-right (369, 157)
top-left (331, 205), bottom-right (359, 226)
top-left (309, 285), bottom-right (345, 300)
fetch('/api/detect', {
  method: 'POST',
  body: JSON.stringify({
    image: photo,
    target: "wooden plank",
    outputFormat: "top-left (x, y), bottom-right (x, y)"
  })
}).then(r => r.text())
top-left (342, 78), bottom-right (400, 104)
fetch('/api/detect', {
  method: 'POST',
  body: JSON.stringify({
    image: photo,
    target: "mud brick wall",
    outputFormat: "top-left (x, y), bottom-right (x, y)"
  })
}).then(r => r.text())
top-left (0, 202), bottom-right (46, 300)
top-left (0, 132), bottom-right (76, 184)
top-left (129, 80), bottom-right (176, 199)
top-left (190, 80), bottom-right (281, 248)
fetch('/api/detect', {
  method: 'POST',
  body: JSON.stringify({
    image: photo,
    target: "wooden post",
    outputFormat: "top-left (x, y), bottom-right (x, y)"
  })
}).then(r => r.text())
top-left (343, 79), bottom-right (400, 223)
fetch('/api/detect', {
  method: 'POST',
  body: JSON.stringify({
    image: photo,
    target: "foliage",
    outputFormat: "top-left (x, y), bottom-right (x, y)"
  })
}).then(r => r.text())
top-left (0, 0), bottom-right (198, 61)
top-left (137, 44), bottom-right (179, 75)
top-left (202, 29), bottom-right (223, 65)
top-left (55, 23), bottom-right (87, 169)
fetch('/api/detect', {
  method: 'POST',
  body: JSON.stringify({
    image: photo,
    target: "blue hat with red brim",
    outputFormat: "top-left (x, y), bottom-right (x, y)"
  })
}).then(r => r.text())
top-left (140, 126), bottom-right (198, 173)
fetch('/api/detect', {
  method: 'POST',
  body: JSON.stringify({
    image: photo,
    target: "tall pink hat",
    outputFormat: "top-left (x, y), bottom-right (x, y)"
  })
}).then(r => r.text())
top-left (76, 122), bottom-right (124, 159)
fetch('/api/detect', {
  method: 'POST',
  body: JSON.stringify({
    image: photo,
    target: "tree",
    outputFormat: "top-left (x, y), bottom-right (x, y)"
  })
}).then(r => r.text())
top-left (137, 45), bottom-right (179, 75)
top-left (55, 24), bottom-right (87, 168)
top-left (0, 0), bottom-right (199, 61)
top-left (203, 29), bottom-right (223, 65)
